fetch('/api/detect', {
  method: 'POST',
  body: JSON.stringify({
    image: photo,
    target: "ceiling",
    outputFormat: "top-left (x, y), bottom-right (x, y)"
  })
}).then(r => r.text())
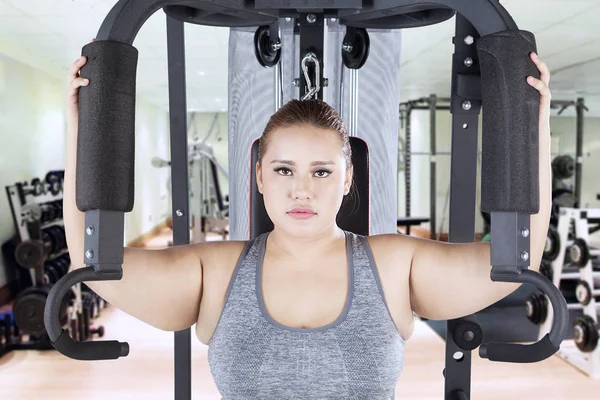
top-left (1, 0), bottom-right (599, 116)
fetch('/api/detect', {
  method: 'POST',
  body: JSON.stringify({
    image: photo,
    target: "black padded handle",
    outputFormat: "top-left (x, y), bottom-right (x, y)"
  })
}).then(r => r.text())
top-left (44, 267), bottom-right (129, 360)
top-left (477, 30), bottom-right (539, 214)
top-left (77, 40), bottom-right (138, 213)
top-left (479, 270), bottom-right (568, 362)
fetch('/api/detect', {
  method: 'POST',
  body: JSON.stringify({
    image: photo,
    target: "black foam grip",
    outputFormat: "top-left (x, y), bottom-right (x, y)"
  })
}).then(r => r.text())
top-left (479, 334), bottom-right (557, 363)
top-left (52, 329), bottom-right (129, 360)
top-left (76, 41), bottom-right (138, 212)
top-left (477, 30), bottom-right (539, 213)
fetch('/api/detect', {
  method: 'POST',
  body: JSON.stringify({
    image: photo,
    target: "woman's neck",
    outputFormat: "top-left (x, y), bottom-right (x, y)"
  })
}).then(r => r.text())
top-left (267, 225), bottom-right (345, 259)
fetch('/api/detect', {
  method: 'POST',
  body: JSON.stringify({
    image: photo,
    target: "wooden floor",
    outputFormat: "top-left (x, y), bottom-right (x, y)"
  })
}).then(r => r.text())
top-left (1, 228), bottom-right (600, 399)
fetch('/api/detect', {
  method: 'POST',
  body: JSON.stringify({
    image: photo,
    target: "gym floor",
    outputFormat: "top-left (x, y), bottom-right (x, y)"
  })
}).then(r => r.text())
top-left (1, 228), bottom-right (599, 399)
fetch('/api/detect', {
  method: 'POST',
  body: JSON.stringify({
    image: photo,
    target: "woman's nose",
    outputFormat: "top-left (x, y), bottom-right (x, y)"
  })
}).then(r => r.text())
top-left (291, 176), bottom-right (312, 199)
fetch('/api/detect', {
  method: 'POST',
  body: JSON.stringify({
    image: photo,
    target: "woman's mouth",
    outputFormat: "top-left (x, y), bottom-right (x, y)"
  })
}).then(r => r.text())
top-left (287, 207), bottom-right (316, 219)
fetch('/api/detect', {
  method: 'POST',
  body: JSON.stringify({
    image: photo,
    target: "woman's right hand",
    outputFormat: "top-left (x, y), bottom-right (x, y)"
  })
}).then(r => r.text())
top-left (66, 56), bottom-right (89, 119)
top-left (67, 38), bottom-right (95, 119)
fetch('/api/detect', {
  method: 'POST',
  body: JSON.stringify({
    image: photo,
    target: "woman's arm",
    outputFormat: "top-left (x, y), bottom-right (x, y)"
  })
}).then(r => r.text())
top-left (407, 52), bottom-right (552, 321)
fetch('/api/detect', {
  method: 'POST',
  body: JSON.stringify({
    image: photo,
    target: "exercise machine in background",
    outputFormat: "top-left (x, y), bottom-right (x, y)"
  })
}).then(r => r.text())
top-left (398, 95), bottom-right (451, 239)
top-left (152, 141), bottom-right (229, 243)
top-left (399, 97), bottom-right (589, 240)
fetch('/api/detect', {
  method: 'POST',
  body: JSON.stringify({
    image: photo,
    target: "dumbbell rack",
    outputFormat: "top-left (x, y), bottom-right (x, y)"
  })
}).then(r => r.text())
top-left (1, 173), bottom-right (106, 359)
top-left (538, 207), bottom-right (600, 379)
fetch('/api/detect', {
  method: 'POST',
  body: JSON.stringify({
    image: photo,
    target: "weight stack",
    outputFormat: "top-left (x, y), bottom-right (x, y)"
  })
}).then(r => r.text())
top-left (227, 19), bottom-right (401, 239)
top-left (325, 20), bottom-right (401, 235)
top-left (227, 24), bottom-right (277, 240)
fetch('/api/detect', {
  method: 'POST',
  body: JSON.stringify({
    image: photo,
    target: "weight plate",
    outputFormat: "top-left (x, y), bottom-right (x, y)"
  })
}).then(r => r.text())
top-left (342, 28), bottom-right (370, 70)
top-left (575, 280), bottom-right (592, 306)
top-left (45, 171), bottom-right (64, 196)
top-left (573, 315), bottom-right (599, 353)
top-left (543, 227), bottom-right (560, 261)
top-left (552, 155), bottom-right (575, 180)
top-left (13, 288), bottom-right (48, 336)
top-left (571, 238), bottom-right (590, 268)
top-left (254, 25), bottom-right (280, 68)
top-left (14, 240), bottom-right (45, 268)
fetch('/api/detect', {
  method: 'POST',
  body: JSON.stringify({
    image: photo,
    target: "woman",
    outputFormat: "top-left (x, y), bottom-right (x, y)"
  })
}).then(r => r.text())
top-left (64, 52), bottom-right (551, 399)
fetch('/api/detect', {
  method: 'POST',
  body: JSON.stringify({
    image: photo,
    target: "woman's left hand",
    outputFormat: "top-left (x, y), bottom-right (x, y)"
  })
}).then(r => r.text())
top-left (527, 52), bottom-right (552, 141)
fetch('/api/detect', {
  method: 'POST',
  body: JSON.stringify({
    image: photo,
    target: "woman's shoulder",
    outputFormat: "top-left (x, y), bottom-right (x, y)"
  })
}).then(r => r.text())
top-left (360, 232), bottom-right (414, 271)
top-left (198, 238), bottom-right (252, 273)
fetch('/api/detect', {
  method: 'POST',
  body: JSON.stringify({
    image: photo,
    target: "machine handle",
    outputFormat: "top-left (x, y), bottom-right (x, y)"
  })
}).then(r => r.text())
top-left (44, 267), bottom-right (129, 360)
top-left (479, 269), bottom-right (568, 362)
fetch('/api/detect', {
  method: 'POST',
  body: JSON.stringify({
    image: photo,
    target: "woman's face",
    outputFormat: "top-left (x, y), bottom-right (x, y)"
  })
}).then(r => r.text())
top-left (256, 124), bottom-right (353, 237)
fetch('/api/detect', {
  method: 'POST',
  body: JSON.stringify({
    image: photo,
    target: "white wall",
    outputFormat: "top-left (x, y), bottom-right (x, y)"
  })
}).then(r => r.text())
top-left (124, 99), bottom-right (171, 245)
top-left (0, 53), bottom-right (171, 289)
top-left (398, 106), bottom-right (600, 238)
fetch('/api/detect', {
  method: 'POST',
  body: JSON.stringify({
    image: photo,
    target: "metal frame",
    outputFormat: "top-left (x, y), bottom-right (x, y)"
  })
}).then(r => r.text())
top-left (166, 15), bottom-right (192, 399)
top-left (444, 14), bottom-right (482, 399)
top-left (44, 2), bottom-right (570, 400)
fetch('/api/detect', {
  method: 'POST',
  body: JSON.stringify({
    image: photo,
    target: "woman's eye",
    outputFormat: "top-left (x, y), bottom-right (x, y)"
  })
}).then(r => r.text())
top-left (275, 167), bottom-right (291, 176)
top-left (315, 169), bottom-right (332, 177)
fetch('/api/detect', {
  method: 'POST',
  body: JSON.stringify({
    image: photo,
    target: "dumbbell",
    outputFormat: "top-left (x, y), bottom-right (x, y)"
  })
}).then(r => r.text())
top-left (43, 262), bottom-right (60, 284)
top-left (25, 177), bottom-right (47, 196)
top-left (40, 202), bottom-right (57, 223)
top-left (524, 280), bottom-right (592, 325)
top-left (40, 201), bottom-right (62, 224)
top-left (574, 280), bottom-right (600, 306)
top-left (45, 170), bottom-right (64, 196)
top-left (53, 256), bottom-right (70, 278)
top-left (41, 225), bottom-right (67, 256)
top-left (572, 315), bottom-right (599, 353)
top-left (544, 226), bottom-right (563, 261)
top-left (89, 326), bottom-right (105, 337)
top-left (569, 239), bottom-right (600, 268)
top-left (525, 292), bottom-right (549, 325)
top-left (552, 155), bottom-right (575, 180)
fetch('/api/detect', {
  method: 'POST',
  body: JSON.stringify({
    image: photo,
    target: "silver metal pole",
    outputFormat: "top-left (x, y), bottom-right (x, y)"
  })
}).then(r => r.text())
top-left (275, 61), bottom-right (283, 111)
top-left (348, 68), bottom-right (358, 137)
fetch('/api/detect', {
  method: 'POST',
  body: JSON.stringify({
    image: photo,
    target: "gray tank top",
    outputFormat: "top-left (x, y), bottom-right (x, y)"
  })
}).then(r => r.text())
top-left (207, 230), bottom-right (404, 399)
